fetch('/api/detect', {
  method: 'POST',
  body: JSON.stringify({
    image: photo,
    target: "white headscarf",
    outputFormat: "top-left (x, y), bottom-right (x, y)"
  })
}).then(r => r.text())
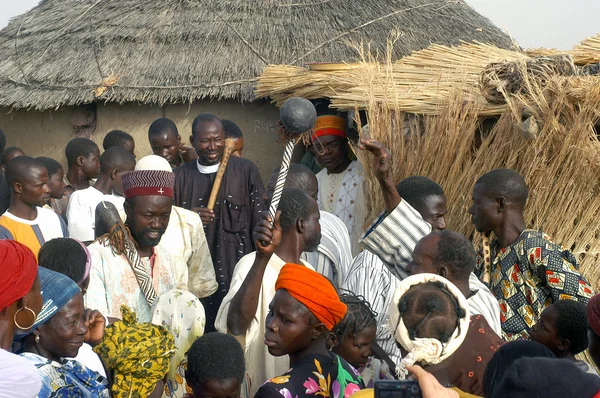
top-left (151, 289), bottom-right (206, 381)
top-left (388, 274), bottom-right (470, 379)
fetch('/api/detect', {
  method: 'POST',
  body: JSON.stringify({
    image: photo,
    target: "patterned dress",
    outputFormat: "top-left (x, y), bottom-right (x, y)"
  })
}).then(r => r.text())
top-left (20, 353), bottom-right (109, 398)
top-left (255, 353), bottom-right (364, 398)
top-left (474, 229), bottom-right (595, 340)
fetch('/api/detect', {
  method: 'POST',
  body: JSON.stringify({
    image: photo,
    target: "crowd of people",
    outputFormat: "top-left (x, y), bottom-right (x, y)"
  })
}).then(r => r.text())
top-left (0, 110), bottom-right (599, 398)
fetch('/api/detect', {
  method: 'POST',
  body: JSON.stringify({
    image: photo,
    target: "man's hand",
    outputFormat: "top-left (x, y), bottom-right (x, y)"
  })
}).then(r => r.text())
top-left (359, 139), bottom-right (393, 183)
top-left (253, 212), bottom-right (282, 258)
top-left (84, 309), bottom-right (106, 346)
top-left (193, 207), bottom-right (215, 225)
top-left (407, 365), bottom-right (459, 398)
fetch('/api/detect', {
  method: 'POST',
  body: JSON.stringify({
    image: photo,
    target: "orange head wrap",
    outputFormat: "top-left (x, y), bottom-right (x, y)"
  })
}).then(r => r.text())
top-left (312, 115), bottom-right (346, 140)
top-left (275, 263), bottom-right (347, 330)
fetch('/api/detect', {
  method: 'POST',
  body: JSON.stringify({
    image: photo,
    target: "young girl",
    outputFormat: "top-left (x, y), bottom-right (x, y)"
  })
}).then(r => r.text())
top-left (329, 291), bottom-right (395, 387)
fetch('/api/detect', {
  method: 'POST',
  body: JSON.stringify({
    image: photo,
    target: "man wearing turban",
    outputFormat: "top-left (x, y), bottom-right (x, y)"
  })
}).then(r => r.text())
top-left (255, 263), bottom-right (364, 398)
top-left (312, 114), bottom-right (365, 256)
top-left (86, 163), bottom-right (218, 323)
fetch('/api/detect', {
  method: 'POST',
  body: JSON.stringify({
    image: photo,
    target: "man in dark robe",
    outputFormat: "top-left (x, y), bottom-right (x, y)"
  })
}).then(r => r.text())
top-left (174, 113), bottom-right (265, 331)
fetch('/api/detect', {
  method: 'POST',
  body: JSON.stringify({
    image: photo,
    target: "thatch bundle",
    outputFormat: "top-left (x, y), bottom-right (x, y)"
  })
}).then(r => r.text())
top-left (257, 42), bottom-right (529, 115)
top-left (479, 54), bottom-right (577, 104)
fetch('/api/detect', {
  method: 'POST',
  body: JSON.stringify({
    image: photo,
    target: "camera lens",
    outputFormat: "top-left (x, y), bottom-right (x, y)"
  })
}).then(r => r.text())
top-left (410, 385), bottom-right (420, 394)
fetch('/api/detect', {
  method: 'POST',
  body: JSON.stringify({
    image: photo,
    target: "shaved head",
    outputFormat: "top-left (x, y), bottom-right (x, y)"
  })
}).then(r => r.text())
top-left (266, 164), bottom-right (318, 204)
top-left (476, 169), bottom-right (529, 207)
top-left (100, 147), bottom-right (136, 174)
top-left (6, 156), bottom-right (46, 186)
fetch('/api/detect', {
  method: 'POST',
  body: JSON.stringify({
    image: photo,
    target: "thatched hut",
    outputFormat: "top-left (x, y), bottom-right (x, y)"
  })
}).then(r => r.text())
top-left (0, 0), bottom-right (513, 178)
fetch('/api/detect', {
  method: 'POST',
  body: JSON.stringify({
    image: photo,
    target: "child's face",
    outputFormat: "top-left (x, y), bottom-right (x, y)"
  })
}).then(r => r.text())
top-left (192, 378), bottom-right (241, 398)
top-left (530, 305), bottom-right (562, 355)
top-left (332, 324), bottom-right (376, 369)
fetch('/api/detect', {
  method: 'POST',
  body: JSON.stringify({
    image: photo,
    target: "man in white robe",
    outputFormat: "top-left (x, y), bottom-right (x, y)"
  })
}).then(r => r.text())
top-left (313, 115), bottom-right (365, 256)
top-left (216, 188), bottom-right (321, 397)
top-left (86, 165), bottom-right (218, 322)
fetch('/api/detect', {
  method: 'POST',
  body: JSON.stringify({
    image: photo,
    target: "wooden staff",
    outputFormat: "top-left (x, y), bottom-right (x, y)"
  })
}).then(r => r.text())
top-left (207, 138), bottom-right (237, 210)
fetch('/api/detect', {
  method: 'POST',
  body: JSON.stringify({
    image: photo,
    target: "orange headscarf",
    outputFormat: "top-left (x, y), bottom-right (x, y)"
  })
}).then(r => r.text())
top-left (275, 263), bottom-right (347, 330)
top-left (312, 115), bottom-right (346, 140)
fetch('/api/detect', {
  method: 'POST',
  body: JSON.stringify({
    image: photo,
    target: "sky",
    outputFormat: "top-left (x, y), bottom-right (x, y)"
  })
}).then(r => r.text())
top-left (0, 0), bottom-right (599, 50)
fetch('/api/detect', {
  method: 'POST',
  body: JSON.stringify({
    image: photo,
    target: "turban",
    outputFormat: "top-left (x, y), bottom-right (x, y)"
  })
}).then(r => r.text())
top-left (275, 263), bottom-right (347, 330)
top-left (588, 294), bottom-right (600, 336)
top-left (122, 169), bottom-right (175, 199)
top-left (135, 155), bottom-right (172, 172)
top-left (33, 267), bottom-right (81, 329)
top-left (312, 115), bottom-right (346, 140)
top-left (0, 241), bottom-right (38, 312)
top-left (389, 273), bottom-right (470, 379)
top-left (94, 305), bottom-right (175, 398)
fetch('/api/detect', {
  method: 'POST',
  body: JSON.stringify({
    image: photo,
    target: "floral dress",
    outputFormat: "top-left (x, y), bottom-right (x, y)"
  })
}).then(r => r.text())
top-left (255, 352), bottom-right (364, 398)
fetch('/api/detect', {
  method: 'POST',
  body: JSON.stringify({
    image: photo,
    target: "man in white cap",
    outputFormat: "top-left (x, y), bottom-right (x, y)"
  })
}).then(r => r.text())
top-left (86, 158), bottom-right (218, 322)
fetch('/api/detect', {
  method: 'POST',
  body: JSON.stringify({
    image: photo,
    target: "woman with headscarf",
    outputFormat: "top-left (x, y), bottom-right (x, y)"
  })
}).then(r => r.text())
top-left (255, 263), bottom-right (364, 398)
top-left (0, 240), bottom-right (43, 397)
top-left (94, 305), bottom-right (176, 398)
top-left (19, 268), bottom-right (109, 397)
top-left (388, 274), bottom-right (503, 397)
top-left (151, 289), bottom-right (206, 398)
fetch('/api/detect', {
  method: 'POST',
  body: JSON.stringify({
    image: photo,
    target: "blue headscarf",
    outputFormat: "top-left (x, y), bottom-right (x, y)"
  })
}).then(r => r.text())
top-left (33, 267), bottom-right (81, 330)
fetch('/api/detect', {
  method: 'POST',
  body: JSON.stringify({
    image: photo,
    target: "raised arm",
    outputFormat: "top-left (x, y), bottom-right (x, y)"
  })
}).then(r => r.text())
top-left (359, 139), bottom-right (400, 213)
top-left (227, 212), bottom-right (281, 336)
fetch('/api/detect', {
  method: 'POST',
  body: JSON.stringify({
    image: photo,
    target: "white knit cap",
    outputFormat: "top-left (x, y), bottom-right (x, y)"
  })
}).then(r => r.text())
top-left (135, 155), bottom-right (172, 172)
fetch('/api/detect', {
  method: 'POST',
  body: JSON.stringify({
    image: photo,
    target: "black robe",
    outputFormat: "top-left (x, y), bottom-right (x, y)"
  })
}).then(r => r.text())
top-left (174, 156), bottom-right (265, 331)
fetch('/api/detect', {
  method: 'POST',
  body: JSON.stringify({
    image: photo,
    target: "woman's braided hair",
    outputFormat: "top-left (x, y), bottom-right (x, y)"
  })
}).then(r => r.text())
top-left (330, 289), bottom-right (378, 346)
top-left (398, 281), bottom-right (467, 343)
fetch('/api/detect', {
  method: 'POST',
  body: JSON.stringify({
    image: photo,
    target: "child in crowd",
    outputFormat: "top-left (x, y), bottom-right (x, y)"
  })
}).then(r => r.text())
top-left (531, 299), bottom-right (598, 376)
top-left (329, 291), bottom-right (394, 386)
top-left (185, 333), bottom-right (246, 398)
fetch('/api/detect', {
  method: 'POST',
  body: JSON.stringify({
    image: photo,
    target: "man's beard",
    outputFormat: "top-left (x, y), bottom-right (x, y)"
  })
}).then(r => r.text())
top-left (131, 226), bottom-right (166, 248)
top-left (305, 234), bottom-right (321, 253)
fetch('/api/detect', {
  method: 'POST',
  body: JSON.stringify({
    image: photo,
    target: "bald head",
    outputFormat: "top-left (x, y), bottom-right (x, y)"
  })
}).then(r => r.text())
top-left (265, 164), bottom-right (318, 205)
top-left (476, 169), bottom-right (529, 207)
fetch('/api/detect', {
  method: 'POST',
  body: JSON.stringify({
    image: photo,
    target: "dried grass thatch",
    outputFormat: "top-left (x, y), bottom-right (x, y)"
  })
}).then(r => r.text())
top-left (257, 42), bottom-right (528, 115)
top-left (0, 0), bottom-right (514, 110)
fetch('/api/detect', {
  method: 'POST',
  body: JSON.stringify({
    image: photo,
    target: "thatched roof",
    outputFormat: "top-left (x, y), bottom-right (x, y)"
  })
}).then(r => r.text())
top-left (0, 0), bottom-right (514, 110)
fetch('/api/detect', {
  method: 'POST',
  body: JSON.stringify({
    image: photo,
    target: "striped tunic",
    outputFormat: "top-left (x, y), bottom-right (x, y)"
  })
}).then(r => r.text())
top-left (301, 211), bottom-right (352, 287)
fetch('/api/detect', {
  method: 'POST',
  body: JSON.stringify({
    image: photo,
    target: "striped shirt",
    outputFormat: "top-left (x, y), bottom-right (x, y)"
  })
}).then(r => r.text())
top-left (301, 211), bottom-right (353, 287)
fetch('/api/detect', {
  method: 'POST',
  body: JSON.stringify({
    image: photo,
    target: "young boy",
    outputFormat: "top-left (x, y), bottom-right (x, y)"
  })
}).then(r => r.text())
top-left (531, 299), bottom-right (598, 375)
top-left (36, 157), bottom-right (67, 220)
top-left (185, 332), bottom-right (246, 398)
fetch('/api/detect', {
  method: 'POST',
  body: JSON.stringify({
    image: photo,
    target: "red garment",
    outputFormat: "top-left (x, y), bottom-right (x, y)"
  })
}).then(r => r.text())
top-left (122, 170), bottom-right (175, 199)
top-left (275, 263), bottom-right (347, 330)
top-left (0, 240), bottom-right (38, 311)
top-left (588, 294), bottom-right (600, 336)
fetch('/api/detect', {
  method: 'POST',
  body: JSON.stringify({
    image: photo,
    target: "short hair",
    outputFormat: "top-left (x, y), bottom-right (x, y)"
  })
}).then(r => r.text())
top-left (191, 113), bottom-right (221, 138)
top-left (432, 230), bottom-right (476, 280)
top-left (38, 238), bottom-right (87, 284)
top-left (331, 290), bottom-right (377, 345)
top-left (396, 176), bottom-right (445, 210)
top-left (65, 138), bottom-right (99, 167)
top-left (5, 156), bottom-right (45, 186)
top-left (0, 128), bottom-right (6, 154)
top-left (552, 300), bottom-right (589, 355)
top-left (35, 156), bottom-right (63, 177)
top-left (483, 340), bottom-right (555, 397)
top-left (278, 188), bottom-right (311, 232)
top-left (398, 282), bottom-right (466, 343)
top-left (222, 119), bottom-right (243, 139)
top-left (476, 168), bottom-right (529, 206)
top-left (282, 164), bottom-right (318, 192)
top-left (1, 146), bottom-right (25, 167)
top-left (148, 118), bottom-right (178, 138)
top-left (186, 332), bottom-right (245, 387)
top-left (99, 146), bottom-right (136, 174)
top-left (102, 130), bottom-right (134, 151)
